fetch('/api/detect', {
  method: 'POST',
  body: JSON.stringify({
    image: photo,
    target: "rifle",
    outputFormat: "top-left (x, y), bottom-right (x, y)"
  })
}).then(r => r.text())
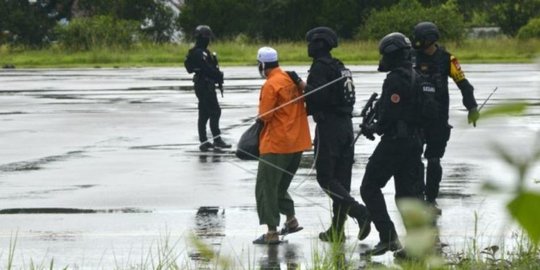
top-left (352, 92), bottom-right (378, 146)
top-left (212, 52), bottom-right (224, 97)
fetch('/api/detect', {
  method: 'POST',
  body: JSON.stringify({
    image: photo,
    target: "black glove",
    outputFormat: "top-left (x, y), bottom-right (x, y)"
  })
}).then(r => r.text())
top-left (286, 71), bottom-right (302, 85)
top-left (360, 123), bottom-right (376, 141)
top-left (468, 107), bottom-right (479, 127)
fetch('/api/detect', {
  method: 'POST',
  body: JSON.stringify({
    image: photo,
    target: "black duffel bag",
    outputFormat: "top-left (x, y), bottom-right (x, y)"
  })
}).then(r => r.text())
top-left (236, 120), bottom-right (263, 160)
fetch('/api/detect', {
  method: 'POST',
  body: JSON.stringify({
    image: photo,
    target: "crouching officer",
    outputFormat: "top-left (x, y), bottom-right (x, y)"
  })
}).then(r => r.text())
top-left (304, 26), bottom-right (370, 242)
top-left (412, 21), bottom-right (479, 213)
top-left (360, 33), bottom-right (425, 256)
top-left (184, 25), bottom-right (231, 151)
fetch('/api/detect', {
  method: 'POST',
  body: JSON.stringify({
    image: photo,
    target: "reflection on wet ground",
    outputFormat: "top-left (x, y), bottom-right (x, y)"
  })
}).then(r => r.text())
top-left (0, 65), bottom-right (538, 268)
top-left (0, 207), bottom-right (150, 214)
top-left (258, 244), bottom-right (301, 270)
top-left (0, 151), bottom-right (86, 172)
top-left (194, 206), bottom-right (225, 238)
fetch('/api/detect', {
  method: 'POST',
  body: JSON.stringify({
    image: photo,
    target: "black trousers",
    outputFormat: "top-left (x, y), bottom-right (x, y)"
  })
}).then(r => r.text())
top-left (314, 113), bottom-right (368, 230)
top-left (360, 136), bottom-right (424, 242)
top-left (423, 123), bottom-right (451, 202)
top-left (194, 79), bottom-right (221, 142)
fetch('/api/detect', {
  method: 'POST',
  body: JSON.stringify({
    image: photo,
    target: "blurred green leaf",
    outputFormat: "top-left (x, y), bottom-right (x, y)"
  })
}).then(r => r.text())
top-left (481, 181), bottom-right (502, 192)
top-left (397, 199), bottom-right (434, 229)
top-left (491, 143), bottom-right (519, 166)
top-left (403, 229), bottom-right (438, 258)
top-left (507, 192), bottom-right (540, 243)
top-left (480, 102), bottom-right (528, 119)
top-left (190, 235), bottom-right (215, 261)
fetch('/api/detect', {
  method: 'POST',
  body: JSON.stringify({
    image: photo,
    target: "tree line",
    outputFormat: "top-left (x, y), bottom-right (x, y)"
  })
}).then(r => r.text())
top-left (0, 0), bottom-right (538, 49)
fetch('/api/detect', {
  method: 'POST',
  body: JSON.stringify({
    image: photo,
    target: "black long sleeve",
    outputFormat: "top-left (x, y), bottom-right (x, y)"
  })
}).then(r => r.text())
top-left (456, 79), bottom-right (477, 110)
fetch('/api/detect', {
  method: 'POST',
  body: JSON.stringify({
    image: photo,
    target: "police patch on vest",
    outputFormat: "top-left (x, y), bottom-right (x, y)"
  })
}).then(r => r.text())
top-left (391, 94), bottom-right (400, 103)
top-left (341, 69), bottom-right (355, 105)
top-left (423, 85), bottom-right (435, 93)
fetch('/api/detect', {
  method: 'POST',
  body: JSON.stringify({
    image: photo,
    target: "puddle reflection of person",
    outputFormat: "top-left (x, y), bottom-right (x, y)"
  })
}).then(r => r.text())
top-left (198, 154), bottom-right (222, 163)
top-left (195, 207), bottom-right (225, 237)
top-left (259, 244), bottom-right (299, 270)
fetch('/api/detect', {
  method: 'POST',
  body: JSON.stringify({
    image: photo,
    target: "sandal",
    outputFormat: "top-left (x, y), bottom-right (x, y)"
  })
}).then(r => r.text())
top-left (279, 218), bottom-right (304, 235)
top-left (252, 232), bottom-right (281, 245)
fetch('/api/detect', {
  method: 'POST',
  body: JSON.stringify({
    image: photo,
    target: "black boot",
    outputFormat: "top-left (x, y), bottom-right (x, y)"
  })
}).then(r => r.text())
top-left (351, 204), bottom-right (371, 241)
top-left (367, 238), bottom-right (402, 256)
top-left (426, 199), bottom-right (442, 216)
top-left (213, 137), bottom-right (231, 148)
top-left (199, 141), bottom-right (213, 152)
top-left (319, 226), bottom-right (346, 242)
top-left (319, 212), bottom-right (346, 242)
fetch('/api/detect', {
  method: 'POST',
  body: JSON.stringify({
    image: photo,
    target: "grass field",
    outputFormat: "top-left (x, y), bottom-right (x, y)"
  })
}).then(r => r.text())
top-left (0, 38), bottom-right (539, 68)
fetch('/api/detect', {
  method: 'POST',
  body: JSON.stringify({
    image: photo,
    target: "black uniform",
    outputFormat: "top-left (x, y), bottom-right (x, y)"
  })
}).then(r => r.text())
top-left (186, 45), bottom-right (224, 144)
top-left (360, 63), bottom-right (424, 243)
top-left (415, 45), bottom-right (477, 202)
top-left (306, 54), bottom-right (368, 234)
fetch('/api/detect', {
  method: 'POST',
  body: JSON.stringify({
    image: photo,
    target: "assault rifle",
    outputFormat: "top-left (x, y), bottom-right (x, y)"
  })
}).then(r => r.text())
top-left (352, 92), bottom-right (378, 146)
top-left (212, 52), bottom-right (224, 97)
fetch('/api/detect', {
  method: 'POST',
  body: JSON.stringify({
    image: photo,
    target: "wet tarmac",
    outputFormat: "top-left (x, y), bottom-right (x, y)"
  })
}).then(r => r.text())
top-left (0, 64), bottom-right (539, 269)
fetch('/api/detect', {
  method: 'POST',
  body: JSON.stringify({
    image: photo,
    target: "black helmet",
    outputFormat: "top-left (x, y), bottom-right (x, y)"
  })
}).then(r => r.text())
top-left (194, 25), bottom-right (214, 39)
top-left (306, 27), bottom-right (338, 48)
top-left (412, 21), bottom-right (439, 49)
top-left (378, 32), bottom-right (411, 55)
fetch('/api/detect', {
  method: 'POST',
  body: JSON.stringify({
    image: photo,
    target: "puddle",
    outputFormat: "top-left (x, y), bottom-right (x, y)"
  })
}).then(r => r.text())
top-left (0, 65), bottom-right (538, 269)
top-left (0, 207), bottom-right (151, 214)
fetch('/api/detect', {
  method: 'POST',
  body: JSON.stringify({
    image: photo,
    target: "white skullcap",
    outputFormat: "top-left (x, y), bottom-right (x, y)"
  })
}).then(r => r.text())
top-left (257, 47), bottom-right (278, 63)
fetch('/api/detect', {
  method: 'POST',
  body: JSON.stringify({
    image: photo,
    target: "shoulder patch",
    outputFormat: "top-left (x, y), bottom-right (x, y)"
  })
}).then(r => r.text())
top-left (451, 57), bottom-right (461, 70)
top-left (391, 93), bottom-right (400, 104)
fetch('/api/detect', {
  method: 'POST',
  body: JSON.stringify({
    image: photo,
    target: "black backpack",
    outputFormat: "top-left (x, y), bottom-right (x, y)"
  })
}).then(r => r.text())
top-left (184, 48), bottom-right (197, 74)
top-left (317, 58), bottom-right (356, 107)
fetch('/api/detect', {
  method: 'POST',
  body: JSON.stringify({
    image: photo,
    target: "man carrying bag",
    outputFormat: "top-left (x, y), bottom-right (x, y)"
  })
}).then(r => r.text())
top-left (251, 47), bottom-right (311, 244)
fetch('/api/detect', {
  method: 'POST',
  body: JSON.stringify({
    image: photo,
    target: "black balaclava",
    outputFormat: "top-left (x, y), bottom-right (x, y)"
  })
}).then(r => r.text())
top-left (377, 49), bottom-right (411, 72)
top-left (195, 37), bottom-right (210, 49)
top-left (308, 39), bottom-right (331, 59)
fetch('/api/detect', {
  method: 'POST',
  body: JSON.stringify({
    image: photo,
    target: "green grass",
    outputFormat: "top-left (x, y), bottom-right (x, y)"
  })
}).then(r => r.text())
top-left (2, 229), bottom-right (539, 269)
top-left (1, 38), bottom-right (539, 68)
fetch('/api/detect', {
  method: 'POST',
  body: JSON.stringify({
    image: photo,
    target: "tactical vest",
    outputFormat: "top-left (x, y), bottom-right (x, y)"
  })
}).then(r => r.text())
top-left (315, 58), bottom-right (355, 113)
top-left (415, 46), bottom-right (451, 122)
top-left (392, 67), bottom-right (421, 128)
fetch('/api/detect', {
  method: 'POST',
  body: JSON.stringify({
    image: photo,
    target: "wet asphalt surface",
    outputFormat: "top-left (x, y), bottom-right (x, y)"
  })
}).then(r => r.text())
top-left (0, 64), bottom-right (539, 269)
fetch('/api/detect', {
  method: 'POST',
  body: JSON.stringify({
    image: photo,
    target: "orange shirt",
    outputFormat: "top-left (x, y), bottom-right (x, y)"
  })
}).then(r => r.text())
top-left (258, 68), bottom-right (311, 154)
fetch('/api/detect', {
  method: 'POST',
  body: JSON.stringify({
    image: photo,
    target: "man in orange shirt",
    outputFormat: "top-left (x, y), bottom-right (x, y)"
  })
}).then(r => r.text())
top-left (252, 47), bottom-right (312, 245)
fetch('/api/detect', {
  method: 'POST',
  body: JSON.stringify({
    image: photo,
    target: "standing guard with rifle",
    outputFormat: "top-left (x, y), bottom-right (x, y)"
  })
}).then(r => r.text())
top-left (184, 25), bottom-right (231, 152)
